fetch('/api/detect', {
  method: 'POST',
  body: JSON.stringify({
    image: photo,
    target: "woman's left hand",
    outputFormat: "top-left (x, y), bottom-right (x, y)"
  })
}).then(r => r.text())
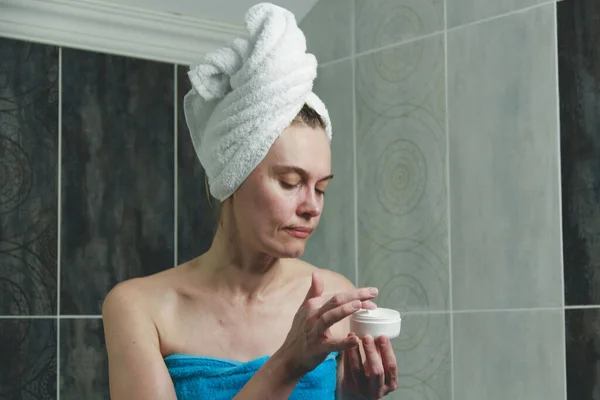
top-left (341, 334), bottom-right (398, 399)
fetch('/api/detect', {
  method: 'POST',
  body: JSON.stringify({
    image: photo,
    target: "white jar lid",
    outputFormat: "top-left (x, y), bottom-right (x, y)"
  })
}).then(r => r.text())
top-left (351, 308), bottom-right (401, 323)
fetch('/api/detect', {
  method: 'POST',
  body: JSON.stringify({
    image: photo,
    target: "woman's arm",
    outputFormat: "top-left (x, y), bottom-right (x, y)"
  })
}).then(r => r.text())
top-left (103, 282), bottom-right (178, 400)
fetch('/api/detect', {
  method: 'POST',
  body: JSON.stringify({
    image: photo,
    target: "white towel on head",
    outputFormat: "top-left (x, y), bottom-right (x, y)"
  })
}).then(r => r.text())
top-left (183, 2), bottom-right (332, 201)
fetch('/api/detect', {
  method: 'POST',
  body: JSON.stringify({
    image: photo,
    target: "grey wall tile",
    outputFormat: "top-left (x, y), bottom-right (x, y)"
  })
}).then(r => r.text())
top-left (301, 60), bottom-right (355, 282)
top-left (447, 0), bottom-right (548, 28)
top-left (355, 0), bottom-right (443, 54)
top-left (60, 319), bottom-right (109, 400)
top-left (299, 0), bottom-right (352, 64)
top-left (176, 66), bottom-right (218, 265)
top-left (448, 5), bottom-right (562, 310)
top-left (384, 313), bottom-right (450, 400)
top-left (356, 34), bottom-right (448, 312)
top-left (558, 0), bottom-right (600, 306)
top-left (356, 34), bottom-right (445, 123)
top-left (565, 308), bottom-right (600, 399)
top-left (454, 310), bottom-right (565, 400)
top-left (0, 318), bottom-right (56, 398)
top-left (0, 38), bottom-right (58, 315)
top-left (61, 49), bottom-right (175, 315)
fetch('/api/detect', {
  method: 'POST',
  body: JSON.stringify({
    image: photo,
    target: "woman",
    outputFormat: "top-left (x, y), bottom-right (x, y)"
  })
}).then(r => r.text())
top-left (103, 3), bottom-right (398, 399)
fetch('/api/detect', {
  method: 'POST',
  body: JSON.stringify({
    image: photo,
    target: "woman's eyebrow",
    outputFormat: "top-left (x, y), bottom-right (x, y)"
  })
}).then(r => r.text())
top-left (273, 165), bottom-right (333, 181)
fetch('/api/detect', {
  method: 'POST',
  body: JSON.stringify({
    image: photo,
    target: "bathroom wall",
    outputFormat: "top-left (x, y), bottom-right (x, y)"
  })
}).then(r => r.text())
top-left (0, 38), bottom-right (217, 399)
top-left (2, 0), bottom-right (599, 398)
top-left (558, 0), bottom-right (600, 398)
top-left (301, 0), bottom-right (600, 399)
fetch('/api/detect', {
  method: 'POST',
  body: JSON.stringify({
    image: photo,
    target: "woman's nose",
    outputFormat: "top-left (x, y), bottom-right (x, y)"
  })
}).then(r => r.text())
top-left (297, 190), bottom-right (321, 218)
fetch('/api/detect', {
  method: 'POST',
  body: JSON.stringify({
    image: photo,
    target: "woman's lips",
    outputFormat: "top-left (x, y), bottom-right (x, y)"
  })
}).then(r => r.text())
top-left (284, 227), bottom-right (313, 239)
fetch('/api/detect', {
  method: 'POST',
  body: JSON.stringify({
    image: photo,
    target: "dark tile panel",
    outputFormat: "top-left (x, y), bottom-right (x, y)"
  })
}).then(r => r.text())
top-left (61, 49), bottom-right (175, 315)
top-left (0, 38), bottom-right (58, 315)
top-left (0, 318), bottom-right (56, 399)
top-left (558, 0), bottom-right (600, 305)
top-left (60, 319), bottom-right (108, 400)
top-left (176, 65), bottom-right (218, 264)
top-left (565, 308), bottom-right (600, 399)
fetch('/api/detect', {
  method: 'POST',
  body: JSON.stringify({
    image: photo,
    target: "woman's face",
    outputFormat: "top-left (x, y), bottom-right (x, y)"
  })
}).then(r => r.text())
top-left (231, 123), bottom-right (332, 258)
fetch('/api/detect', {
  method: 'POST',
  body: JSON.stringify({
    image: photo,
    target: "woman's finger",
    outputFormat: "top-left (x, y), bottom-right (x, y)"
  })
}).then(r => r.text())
top-left (342, 337), bottom-right (358, 390)
top-left (362, 335), bottom-right (385, 396)
top-left (325, 332), bottom-right (360, 353)
top-left (362, 300), bottom-right (378, 310)
top-left (302, 272), bottom-right (324, 303)
top-left (317, 300), bottom-right (364, 332)
top-left (317, 287), bottom-right (378, 317)
top-left (377, 336), bottom-right (398, 391)
top-left (345, 335), bottom-right (365, 385)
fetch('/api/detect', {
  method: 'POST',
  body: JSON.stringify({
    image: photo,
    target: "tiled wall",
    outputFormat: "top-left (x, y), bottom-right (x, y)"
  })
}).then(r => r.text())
top-left (2, 0), bottom-right (599, 398)
top-left (0, 39), bottom-right (217, 398)
top-left (558, 0), bottom-right (600, 398)
top-left (302, 0), bottom-right (600, 399)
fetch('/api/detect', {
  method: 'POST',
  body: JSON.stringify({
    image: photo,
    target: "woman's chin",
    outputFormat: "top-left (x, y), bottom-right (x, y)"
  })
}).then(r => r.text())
top-left (268, 240), bottom-right (306, 259)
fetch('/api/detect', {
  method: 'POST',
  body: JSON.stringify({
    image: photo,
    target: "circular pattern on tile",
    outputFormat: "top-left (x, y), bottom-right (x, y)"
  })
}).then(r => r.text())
top-left (376, 139), bottom-right (426, 216)
top-left (0, 249), bottom-right (55, 315)
top-left (0, 121), bottom-right (54, 250)
top-left (0, 318), bottom-right (56, 398)
top-left (392, 378), bottom-right (442, 400)
top-left (395, 375), bottom-right (445, 399)
top-left (358, 108), bottom-right (445, 251)
top-left (38, 225), bottom-right (57, 266)
top-left (356, 33), bottom-right (443, 120)
top-left (0, 134), bottom-right (33, 215)
top-left (31, 365), bottom-right (57, 400)
top-left (360, 246), bottom-right (447, 313)
top-left (358, 246), bottom-right (448, 382)
top-left (392, 312), bottom-right (449, 381)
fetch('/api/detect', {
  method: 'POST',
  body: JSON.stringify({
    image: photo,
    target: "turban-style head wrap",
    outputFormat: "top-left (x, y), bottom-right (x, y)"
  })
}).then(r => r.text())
top-left (183, 2), bottom-right (332, 201)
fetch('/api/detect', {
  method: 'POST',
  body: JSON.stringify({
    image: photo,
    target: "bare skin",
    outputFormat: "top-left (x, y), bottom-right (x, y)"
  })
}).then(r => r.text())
top-left (103, 122), bottom-right (398, 399)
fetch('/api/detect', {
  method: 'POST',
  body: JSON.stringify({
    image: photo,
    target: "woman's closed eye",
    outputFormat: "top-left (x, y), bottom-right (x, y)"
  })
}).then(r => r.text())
top-left (280, 181), bottom-right (300, 190)
top-left (280, 181), bottom-right (326, 196)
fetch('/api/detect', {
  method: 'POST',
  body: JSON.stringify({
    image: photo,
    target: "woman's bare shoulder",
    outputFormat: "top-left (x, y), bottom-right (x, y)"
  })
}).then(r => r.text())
top-left (102, 263), bottom-right (190, 320)
top-left (289, 258), bottom-right (356, 292)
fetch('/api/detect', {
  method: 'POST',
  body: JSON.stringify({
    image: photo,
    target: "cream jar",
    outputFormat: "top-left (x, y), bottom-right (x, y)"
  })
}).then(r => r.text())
top-left (350, 308), bottom-right (402, 339)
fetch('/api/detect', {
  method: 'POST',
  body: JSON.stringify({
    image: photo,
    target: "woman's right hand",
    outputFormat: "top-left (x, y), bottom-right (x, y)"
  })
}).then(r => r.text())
top-left (276, 271), bottom-right (379, 378)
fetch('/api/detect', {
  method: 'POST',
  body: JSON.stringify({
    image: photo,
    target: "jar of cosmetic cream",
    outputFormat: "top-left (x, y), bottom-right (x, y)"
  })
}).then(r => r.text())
top-left (350, 308), bottom-right (402, 339)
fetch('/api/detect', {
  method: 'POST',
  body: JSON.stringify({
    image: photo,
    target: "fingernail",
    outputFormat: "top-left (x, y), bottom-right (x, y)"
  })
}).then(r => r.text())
top-left (369, 288), bottom-right (379, 296)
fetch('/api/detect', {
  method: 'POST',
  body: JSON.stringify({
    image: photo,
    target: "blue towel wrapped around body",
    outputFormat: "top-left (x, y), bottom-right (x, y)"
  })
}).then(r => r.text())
top-left (164, 351), bottom-right (338, 399)
top-left (165, 352), bottom-right (338, 400)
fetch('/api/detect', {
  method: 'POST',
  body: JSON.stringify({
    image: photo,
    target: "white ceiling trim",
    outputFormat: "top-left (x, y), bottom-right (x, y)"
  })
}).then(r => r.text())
top-left (0, 0), bottom-right (247, 65)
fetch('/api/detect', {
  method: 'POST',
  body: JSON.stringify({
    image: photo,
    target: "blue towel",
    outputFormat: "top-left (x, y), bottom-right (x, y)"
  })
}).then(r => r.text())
top-left (164, 351), bottom-right (338, 399)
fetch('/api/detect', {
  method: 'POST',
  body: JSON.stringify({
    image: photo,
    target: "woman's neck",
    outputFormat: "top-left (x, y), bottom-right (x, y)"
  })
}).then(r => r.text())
top-left (199, 222), bottom-right (285, 302)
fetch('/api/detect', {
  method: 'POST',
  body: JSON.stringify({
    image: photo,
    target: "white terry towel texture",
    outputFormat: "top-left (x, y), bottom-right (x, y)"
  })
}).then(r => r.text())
top-left (183, 2), bottom-right (332, 201)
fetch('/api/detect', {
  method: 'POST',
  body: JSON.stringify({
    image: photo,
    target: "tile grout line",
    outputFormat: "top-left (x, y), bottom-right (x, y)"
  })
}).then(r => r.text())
top-left (447, 0), bottom-right (556, 33)
top-left (355, 30), bottom-right (444, 61)
top-left (452, 306), bottom-right (565, 314)
top-left (553, 3), bottom-right (568, 399)
top-left (318, 55), bottom-right (353, 70)
top-left (443, 0), bottom-right (455, 398)
top-left (56, 45), bottom-right (63, 400)
top-left (351, 0), bottom-right (359, 288)
top-left (319, 29), bottom-right (443, 70)
top-left (0, 315), bottom-right (103, 319)
top-left (174, 64), bottom-right (178, 267)
top-left (564, 305), bottom-right (600, 309)
top-left (6, 305), bottom-right (600, 320)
